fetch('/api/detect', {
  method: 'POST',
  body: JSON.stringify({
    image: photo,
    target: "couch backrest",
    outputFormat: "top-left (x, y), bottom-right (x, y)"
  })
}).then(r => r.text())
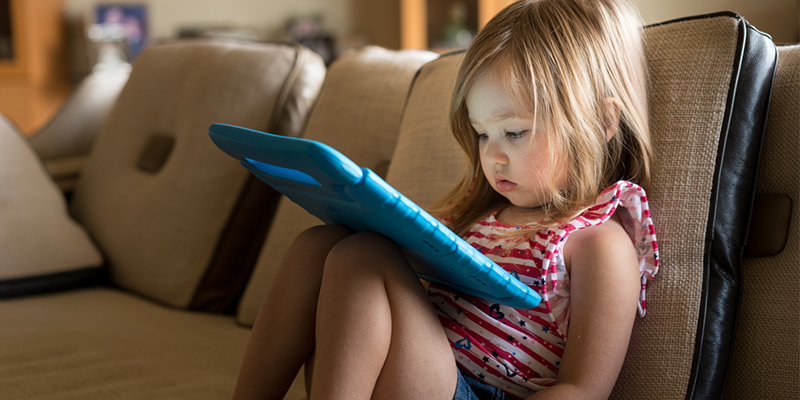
top-left (29, 67), bottom-right (131, 162)
top-left (69, 40), bottom-right (326, 310)
top-left (236, 46), bottom-right (438, 326)
top-left (725, 45), bottom-right (800, 399)
top-left (385, 13), bottom-right (776, 399)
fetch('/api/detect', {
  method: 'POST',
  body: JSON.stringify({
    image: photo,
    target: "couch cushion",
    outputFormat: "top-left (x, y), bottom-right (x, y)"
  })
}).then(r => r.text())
top-left (725, 45), bottom-right (800, 399)
top-left (385, 13), bottom-right (775, 400)
top-left (384, 52), bottom-right (467, 209)
top-left (0, 288), bottom-right (250, 399)
top-left (70, 40), bottom-right (325, 310)
top-left (28, 67), bottom-right (131, 193)
top-left (0, 115), bottom-right (103, 298)
top-left (29, 68), bottom-right (131, 161)
top-left (236, 46), bottom-right (437, 326)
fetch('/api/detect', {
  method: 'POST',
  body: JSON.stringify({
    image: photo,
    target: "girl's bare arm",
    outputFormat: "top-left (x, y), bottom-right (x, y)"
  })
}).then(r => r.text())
top-left (529, 218), bottom-right (641, 400)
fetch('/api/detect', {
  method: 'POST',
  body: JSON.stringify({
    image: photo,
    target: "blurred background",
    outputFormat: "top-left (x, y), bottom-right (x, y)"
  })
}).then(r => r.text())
top-left (1, 0), bottom-right (797, 134)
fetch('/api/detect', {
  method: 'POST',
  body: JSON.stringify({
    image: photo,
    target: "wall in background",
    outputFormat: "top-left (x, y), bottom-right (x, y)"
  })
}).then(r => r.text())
top-left (64, 0), bottom-right (798, 51)
top-left (350, 0), bottom-right (401, 49)
top-left (65, 0), bottom-right (354, 41)
top-left (636, 0), bottom-right (798, 44)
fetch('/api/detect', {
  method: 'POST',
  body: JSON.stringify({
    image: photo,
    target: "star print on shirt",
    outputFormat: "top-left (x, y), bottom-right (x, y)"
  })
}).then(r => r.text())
top-left (433, 184), bottom-right (660, 392)
top-left (478, 373), bottom-right (486, 380)
top-left (502, 363), bottom-right (517, 378)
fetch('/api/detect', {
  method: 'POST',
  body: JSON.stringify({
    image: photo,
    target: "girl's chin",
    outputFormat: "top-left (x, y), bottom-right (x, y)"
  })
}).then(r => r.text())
top-left (494, 186), bottom-right (548, 209)
top-left (504, 197), bottom-right (546, 210)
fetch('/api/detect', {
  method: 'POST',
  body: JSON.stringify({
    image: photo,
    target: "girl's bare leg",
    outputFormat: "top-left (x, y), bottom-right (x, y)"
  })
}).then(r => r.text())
top-left (308, 232), bottom-right (458, 400)
top-left (233, 224), bottom-right (354, 400)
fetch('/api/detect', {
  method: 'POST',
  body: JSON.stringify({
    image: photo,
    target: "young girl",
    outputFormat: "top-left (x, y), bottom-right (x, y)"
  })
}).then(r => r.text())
top-left (233, 0), bottom-right (659, 399)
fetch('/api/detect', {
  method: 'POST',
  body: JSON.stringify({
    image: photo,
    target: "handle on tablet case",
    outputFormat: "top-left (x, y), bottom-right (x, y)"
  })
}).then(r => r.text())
top-left (208, 123), bottom-right (363, 187)
top-left (244, 158), bottom-right (322, 187)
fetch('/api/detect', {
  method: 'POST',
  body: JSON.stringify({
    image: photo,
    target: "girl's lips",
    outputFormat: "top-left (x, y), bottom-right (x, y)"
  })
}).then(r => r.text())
top-left (495, 177), bottom-right (517, 192)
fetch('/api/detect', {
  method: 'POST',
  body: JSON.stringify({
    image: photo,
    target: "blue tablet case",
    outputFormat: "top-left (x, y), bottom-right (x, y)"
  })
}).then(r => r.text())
top-left (208, 123), bottom-right (541, 309)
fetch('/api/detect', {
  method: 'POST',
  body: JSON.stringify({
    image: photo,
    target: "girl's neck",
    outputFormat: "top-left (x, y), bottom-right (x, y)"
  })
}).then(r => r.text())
top-left (495, 203), bottom-right (549, 226)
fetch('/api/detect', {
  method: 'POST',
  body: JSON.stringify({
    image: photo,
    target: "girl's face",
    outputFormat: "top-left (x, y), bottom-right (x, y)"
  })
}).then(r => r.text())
top-left (466, 68), bottom-right (564, 210)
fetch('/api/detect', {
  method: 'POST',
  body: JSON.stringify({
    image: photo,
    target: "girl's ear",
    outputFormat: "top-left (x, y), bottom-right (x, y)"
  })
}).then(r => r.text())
top-left (603, 97), bottom-right (622, 142)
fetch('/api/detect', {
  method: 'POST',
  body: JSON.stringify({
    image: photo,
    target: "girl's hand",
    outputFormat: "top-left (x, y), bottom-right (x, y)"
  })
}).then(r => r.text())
top-left (530, 216), bottom-right (640, 400)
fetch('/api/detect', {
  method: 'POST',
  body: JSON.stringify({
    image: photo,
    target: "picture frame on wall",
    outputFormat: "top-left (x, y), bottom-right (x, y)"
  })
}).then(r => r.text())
top-left (96, 3), bottom-right (148, 60)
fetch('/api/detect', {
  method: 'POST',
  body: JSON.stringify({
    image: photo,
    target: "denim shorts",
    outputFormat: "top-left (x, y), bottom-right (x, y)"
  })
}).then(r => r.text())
top-left (454, 368), bottom-right (507, 400)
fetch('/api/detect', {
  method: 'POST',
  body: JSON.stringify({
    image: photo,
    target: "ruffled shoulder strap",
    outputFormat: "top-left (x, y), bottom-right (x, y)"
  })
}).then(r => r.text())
top-left (552, 181), bottom-right (660, 316)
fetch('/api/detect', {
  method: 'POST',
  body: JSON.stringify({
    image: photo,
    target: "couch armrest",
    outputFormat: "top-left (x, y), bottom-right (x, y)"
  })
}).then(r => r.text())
top-left (27, 66), bottom-right (130, 192)
top-left (0, 113), bottom-right (103, 298)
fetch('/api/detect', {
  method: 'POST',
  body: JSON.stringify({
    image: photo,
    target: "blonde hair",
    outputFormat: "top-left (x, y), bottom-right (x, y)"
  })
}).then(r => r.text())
top-left (435, 0), bottom-right (653, 236)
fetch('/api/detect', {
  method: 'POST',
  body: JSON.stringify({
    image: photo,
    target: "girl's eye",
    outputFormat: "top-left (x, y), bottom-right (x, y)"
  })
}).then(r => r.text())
top-left (476, 133), bottom-right (489, 141)
top-left (506, 130), bottom-right (529, 140)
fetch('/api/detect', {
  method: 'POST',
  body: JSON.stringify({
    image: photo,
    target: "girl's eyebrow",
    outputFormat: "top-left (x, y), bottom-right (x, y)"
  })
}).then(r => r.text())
top-left (469, 113), bottom-right (529, 124)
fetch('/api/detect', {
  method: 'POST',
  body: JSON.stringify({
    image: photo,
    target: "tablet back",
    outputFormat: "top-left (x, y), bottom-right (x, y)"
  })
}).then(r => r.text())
top-left (209, 123), bottom-right (540, 309)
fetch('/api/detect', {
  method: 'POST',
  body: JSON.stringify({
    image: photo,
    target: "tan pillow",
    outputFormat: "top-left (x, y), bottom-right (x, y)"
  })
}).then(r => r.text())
top-left (236, 46), bottom-right (437, 326)
top-left (0, 115), bottom-right (103, 297)
top-left (70, 40), bottom-right (326, 309)
top-left (385, 53), bottom-right (467, 208)
top-left (385, 13), bottom-right (775, 400)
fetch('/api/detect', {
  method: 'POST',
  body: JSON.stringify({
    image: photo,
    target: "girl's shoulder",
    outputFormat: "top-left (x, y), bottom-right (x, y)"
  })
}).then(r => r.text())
top-left (563, 213), bottom-right (632, 273)
top-left (561, 180), bottom-right (660, 316)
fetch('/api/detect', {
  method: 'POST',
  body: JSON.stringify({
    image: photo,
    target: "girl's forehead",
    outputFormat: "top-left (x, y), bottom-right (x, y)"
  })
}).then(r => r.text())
top-left (466, 69), bottom-right (535, 123)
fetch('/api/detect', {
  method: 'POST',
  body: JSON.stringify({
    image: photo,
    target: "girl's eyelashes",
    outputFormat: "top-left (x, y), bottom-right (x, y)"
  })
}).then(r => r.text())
top-left (505, 130), bottom-right (530, 140)
top-left (475, 129), bottom-right (530, 142)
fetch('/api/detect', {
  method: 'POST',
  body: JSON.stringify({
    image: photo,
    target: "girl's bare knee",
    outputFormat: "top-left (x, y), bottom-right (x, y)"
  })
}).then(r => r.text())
top-left (324, 232), bottom-right (419, 287)
top-left (294, 224), bottom-right (354, 246)
top-left (326, 232), bottom-right (395, 265)
top-left (278, 225), bottom-right (356, 280)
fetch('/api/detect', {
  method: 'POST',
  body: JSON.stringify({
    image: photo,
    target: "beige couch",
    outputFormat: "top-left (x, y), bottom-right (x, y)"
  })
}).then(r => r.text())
top-left (0, 12), bottom-right (796, 400)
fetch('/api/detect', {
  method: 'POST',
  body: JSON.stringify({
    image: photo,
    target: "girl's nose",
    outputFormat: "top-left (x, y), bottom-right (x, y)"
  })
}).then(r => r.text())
top-left (483, 139), bottom-right (509, 165)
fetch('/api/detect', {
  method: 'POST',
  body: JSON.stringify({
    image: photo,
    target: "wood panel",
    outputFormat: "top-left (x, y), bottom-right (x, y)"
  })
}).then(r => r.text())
top-left (401, 0), bottom-right (515, 51)
top-left (0, 0), bottom-right (70, 134)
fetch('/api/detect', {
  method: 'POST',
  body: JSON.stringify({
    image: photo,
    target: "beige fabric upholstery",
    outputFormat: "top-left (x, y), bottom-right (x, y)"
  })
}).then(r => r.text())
top-left (28, 67), bottom-right (131, 193)
top-left (611, 17), bottom-right (740, 399)
top-left (0, 115), bottom-right (102, 283)
top-left (40, 155), bottom-right (88, 192)
top-left (385, 53), bottom-right (467, 208)
top-left (70, 40), bottom-right (325, 309)
top-left (237, 46), bottom-right (437, 326)
top-left (386, 16), bottom-right (743, 399)
top-left (0, 288), bottom-right (250, 399)
top-left (29, 67), bottom-right (131, 161)
top-left (725, 45), bottom-right (800, 399)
